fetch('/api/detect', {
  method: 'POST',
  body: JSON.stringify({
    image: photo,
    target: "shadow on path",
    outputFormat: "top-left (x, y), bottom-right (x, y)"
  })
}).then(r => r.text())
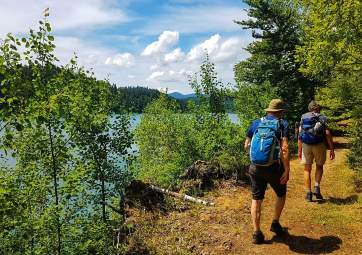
top-left (328, 195), bottom-right (358, 205)
top-left (270, 234), bottom-right (342, 254)
top-left (333, 141), bottom-right (350, 149)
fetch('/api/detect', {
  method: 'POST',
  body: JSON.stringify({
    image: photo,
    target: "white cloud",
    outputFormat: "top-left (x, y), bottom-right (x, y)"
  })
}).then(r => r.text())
top-left (0, 0), bottom-right (253, 94)
top-left (188, 34), bottom-right (222, 61)
top-left (150, 64), bottom-right (159, 71)
top-left (215, 37), bottom-right (243, 62)
top-left (187, 34), bottom-right (247, 63)
top-left (54, 36), bottom-right (112, 66)
top-left (105, 53), bottom-right (135, 67)
top-left (0, 0), bottom-right (129, 38)
top-left (146, 68), bottom-right (192, 83)
top-left (164, 48), bottom-right (185, 63)
top-left (43, 33), bottom-right (250, 94)
top-left (147, 71), bottom-right (165, 81)
top-left (141, 31), bottom-right (179, 56)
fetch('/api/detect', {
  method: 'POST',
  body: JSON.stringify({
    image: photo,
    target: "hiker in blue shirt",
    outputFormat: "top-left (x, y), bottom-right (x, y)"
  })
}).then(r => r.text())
top-left (244, 99), bottom-right (291, 244)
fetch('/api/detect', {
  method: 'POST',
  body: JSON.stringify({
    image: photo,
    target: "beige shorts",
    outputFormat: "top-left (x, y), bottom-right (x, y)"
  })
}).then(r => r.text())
top-left (302, 143), bottom-right (327, 165)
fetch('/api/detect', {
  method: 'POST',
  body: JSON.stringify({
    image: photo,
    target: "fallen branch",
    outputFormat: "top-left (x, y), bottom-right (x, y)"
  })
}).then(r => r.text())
top-left (150, 185), bottom-right (215, 206)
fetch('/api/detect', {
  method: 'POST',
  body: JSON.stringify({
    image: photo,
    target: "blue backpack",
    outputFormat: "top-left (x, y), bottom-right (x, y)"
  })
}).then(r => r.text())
top-left (300, 114), bottom-right (325, 144)
top-left (250, 118), bottom-right (281, 166)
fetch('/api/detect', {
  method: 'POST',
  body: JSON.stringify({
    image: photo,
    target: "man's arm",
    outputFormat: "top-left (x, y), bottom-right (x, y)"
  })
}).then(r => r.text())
top-left (298, 138), bottom-right (303, 160)
top-left (244, 137), bottom-right (251, 152)
top-left (326, 128), bottom-right (335, 160)
top-left (280, 137), bottom-right (290, 184)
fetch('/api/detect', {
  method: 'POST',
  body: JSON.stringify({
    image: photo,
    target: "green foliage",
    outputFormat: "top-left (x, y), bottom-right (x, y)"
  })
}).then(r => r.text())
top-left (235, 0), bottom-right (318, 121)
top-left (134, 57), bottom-right (245, 188)
top-left (0, 15), bottom-right (132, 254)
top-left (110, 85), bottom-right (162, 113)
top-left (134, 94), bottom-right (196, 187)
top-left (296, 0), bottom-right (362, 80)
top-left (316, 72), bottom-right (360, 124)
top-left (109, 85), bottom-right (194, 113)
top-left (234, 81), bottom-right (277, 124)
top-left (296, 0), bottom-right (362, 173)
top-left (189, 54), bottom-right (226, 114)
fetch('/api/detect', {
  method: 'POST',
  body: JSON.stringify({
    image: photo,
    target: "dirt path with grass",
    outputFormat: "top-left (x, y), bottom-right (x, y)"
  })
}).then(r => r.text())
top-left (127, 137), bottom-right (362, 255)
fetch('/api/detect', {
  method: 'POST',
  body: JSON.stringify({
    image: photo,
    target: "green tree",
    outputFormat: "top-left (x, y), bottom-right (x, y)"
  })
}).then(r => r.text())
top-left (134, 94), bottom-right (196, 187)
top-left (0, 14), bottom-right (133, 253)
top-left (189, 54), bottom-right (226, 115)
top-left (296, 0), bottom-right (362, 174)
top-left (234, 0), bottom-right (318, 121)
top-left (134, 58), bottom-right (245, 188)
top-left (0, 15), bottom-right (68, 254)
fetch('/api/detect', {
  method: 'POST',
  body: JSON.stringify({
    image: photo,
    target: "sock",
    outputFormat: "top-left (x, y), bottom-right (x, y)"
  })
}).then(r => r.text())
top-left (315, 182), bottom-right (320, 187)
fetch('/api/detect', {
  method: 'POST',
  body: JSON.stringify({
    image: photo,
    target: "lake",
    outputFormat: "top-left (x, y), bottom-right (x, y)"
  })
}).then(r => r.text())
top-left (0, 113), bottom-right (240, 167)
top-left (130, 113), bottom-right (239, 128)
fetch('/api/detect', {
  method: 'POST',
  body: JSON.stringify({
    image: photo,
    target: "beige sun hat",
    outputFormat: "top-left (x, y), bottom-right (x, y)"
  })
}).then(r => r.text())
top-left (265, 99), bottom-right (285, 112)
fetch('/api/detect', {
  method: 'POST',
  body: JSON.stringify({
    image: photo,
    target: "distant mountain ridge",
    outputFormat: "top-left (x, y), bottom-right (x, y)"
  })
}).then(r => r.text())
top-left (168, 92), bottom-right (196, 100)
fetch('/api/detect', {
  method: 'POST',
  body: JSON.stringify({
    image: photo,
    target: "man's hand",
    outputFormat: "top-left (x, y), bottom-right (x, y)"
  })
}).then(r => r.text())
top-left (244, 137), bottom-right (251, 152)
top-left (330, 149), bottom-right (335, 160)
top-left (280, 171), bottom-right (289, 184)
top-left (298, 149), bottom-right (302, 160)
top-left (298, 139), bottom-right (303, 160)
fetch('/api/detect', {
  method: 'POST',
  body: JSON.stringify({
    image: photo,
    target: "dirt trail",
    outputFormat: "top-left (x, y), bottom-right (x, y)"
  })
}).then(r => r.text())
top-left (127, 138), bottom-right (362, 255)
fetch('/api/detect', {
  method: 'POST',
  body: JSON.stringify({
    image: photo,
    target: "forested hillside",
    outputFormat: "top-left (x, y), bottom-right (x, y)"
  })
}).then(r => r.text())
top-left (110, 85), bottom-right (161, 113)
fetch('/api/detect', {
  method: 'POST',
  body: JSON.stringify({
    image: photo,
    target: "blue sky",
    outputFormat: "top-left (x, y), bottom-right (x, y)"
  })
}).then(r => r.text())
top-left (0, 0), bottom-right (252, 93)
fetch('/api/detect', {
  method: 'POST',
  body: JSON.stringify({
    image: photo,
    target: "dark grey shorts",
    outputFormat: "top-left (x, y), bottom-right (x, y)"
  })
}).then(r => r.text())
top-left (249, 163), bottom-right (287, 200)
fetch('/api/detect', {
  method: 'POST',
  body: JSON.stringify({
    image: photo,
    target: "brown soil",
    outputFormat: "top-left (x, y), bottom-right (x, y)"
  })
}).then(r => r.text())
top-left (126, 137), bottom-right (362, 255)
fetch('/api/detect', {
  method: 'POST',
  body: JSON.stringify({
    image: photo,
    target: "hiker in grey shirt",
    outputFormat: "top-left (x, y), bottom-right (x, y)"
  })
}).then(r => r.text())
top-left (298, 101), bottom-right (335, 202)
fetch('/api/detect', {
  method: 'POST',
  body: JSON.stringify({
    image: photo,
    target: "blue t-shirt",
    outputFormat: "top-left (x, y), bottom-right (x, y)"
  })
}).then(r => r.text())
top-left (246, 115), bottom-right (289, 140)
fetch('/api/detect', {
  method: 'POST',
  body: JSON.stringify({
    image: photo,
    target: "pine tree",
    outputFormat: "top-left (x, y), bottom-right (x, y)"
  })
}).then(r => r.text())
top-left (234, 0), bottom-right (318, 121)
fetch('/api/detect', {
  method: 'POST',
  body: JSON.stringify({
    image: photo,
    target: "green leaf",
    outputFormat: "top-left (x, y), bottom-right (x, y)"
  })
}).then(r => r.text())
top-left (45, 23), bottom-right (51, 32)
top-left (15, 123), bottom-right (23, 131)
top-left (7, 34), bottom-right (15, 42)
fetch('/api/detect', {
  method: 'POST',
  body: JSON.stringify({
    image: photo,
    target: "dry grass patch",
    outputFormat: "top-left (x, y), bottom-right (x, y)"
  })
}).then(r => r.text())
top-left (126, 137), bottom-right (362, 255)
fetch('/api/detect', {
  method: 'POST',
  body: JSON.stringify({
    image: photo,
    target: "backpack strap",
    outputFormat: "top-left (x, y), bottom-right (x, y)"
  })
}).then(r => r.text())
top-left (278, 119), bottom-right (283, 141)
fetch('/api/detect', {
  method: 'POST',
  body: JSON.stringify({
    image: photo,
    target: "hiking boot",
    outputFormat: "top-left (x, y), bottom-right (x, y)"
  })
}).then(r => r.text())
top-left (252, 231), bottom-right (264, 244)
top-left (305, 191), bottom-right (313, 202)
top-left (270, 220), bottom-right (287, 236)
top-left (314, 186), bottom-right (324, 200)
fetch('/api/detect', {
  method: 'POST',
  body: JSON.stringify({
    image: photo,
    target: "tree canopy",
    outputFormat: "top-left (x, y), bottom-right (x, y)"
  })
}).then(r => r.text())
top-left (234, 0), bottom-right (318, 121)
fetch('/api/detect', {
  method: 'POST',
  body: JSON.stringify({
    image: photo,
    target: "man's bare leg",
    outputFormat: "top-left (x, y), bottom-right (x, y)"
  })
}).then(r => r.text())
top-left (304, 164), bottom-right (312, 191)
top-left (304, 164), bottom-right (313, 201)
top-left (270, 195), bottom-right (287, 235)
top-left (273, 195), bottom-right (286, 222)
top-left (315, 164), bottom-right (324, 185)
top-left (251, 199), bottom-right (263, 232)
top-left (314, 164), bottom-right (324, 199)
